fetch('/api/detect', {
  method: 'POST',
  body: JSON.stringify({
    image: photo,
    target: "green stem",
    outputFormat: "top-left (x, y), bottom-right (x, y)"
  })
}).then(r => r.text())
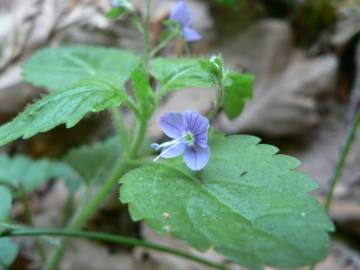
top-left (111, 108), bottom-right (129, 154)
top-left (125, 98), bottom-right (142, 119)
top-left (132, 15), bottom-right (145, 34)
top-left (149, 32), bottom-right (178, 58)
top-left (1, 228), bottom-right (229, 270)
top-left (19, 186), bottom-right (47, 262)
top-left (207, 82), bottom-right (225, 122)
top-left (325, 110), bottom-right (360, 212)
top-left (129, 118), bottom-right (148, 158)
top-left (143, 0), bottom-right (152, 66)
top-left (43, 159), bottom-right (128, 270)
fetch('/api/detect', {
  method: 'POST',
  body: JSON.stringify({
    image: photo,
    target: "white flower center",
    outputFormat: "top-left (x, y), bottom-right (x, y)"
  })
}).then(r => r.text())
top-left (151, 131), bottom-right (195, 162)
top-left (183, 131), bottom-right (194, 146)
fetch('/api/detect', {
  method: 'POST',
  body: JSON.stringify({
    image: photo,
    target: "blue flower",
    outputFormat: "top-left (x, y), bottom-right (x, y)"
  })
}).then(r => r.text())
top-left (111, 0), bottom-right (120, 7)
top-left (111, 0), bottom-right (134, 11)
top-left (152, 111), bottom-right (210, 170)
top-left (170, 0), bottom-right (202, 42)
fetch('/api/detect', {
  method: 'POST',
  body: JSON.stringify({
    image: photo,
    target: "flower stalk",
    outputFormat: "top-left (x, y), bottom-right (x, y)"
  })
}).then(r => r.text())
top-left (143, 0), bottom-right (152, 66)
top-left (325, 109), bottom-right (360, 212)
top-left (208, 80), bottom-right (225, 122)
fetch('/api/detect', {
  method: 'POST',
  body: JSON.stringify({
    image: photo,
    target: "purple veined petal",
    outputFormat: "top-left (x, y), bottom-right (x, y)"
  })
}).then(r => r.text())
top-left (195, 133), bottom-right (208, 148)
top-left (194, 127), bottom-right (208, 148)
top-left (183, 111), bottom-right (209, 135)
top-left (170, 0), bottom-right (192, 27)
top-left (183, 26), bottom-right (202, 42)
top-left (183, 145), bottom-right (210, 171)
top-left (160, 142), bottom-right (186, 159)
top-left (160, 112), bottom-right (186, 139)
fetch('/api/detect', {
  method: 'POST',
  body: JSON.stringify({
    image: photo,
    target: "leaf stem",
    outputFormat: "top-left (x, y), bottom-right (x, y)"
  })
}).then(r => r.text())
top-left (1, 228), bottom-right (229, 270)
top-left (111, 108), bottom-right (129, 154)
top-left (129, 118), bottom-right (148, 158)
top-left (325, 110), bottom-right (360, 212)
top-left (143, 0), bottom-right (152, 67)
top-left (208, 81), bottom-right (225, 122)
top-left (149, 31), bottom-right (178, 58)
top-left (125, 99), bottom-right (142, 119)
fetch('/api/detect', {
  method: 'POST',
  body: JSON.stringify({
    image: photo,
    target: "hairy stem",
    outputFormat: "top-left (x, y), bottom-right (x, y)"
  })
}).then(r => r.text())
top-left (129, 118), bottom-right (148, 158)
top-left (143, 0), bottom-right (152, 66)
top-left (1, 228), bottom-right (229, 270)
top-left (111, 108), bottom-right (129, 154)
top-left (208, 82), bottom-right (225, 122)
top-left (325, 110), bottom-right (360, 212)
top-left (150, 31), bottom-right (178, 58)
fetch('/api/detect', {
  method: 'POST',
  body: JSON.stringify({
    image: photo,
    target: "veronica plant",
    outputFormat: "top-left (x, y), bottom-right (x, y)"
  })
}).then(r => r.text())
top-left (0, 1), bottom-right (333, 270)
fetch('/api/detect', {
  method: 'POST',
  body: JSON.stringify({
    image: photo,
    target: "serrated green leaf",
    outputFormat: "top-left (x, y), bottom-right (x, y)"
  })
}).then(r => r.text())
top-left (0, 77), bottom-right (126, 146)
top-left (0, 154), bottom-right (83, 192)
top-left (131, 65), bottom-right (155, 119)
top-left (0, 187), bottom-right (11, 222)
top-left (23, 46), bottom-right (140, 91)
top-left (65, 137), bottom-right (121, 184)
top-left (223, 72), bottom-right (253, 120)
top-left (150, 58), bottom-right (213, 93)
top-left (0, 238), bottom-right (18, 269)
top-left (120, 135), bottom-right (333, 270)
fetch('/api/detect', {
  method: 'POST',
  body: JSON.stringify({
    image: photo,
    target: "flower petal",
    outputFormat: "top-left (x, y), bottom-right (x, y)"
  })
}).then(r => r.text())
top-left (161, 142), bottom-right (186, 159)
top-left (160, 112), bottom-right (186, 139)
top-left (183, 145), bottom-right (210, 171)
top-left (170, 1), bottom-right (192, 27)
top-left (183, 111), bottom-right (209, 137)
top-left (183, 27), bottom-right (202, 42)
top-left (195, 133), bottom-right (208, 148)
